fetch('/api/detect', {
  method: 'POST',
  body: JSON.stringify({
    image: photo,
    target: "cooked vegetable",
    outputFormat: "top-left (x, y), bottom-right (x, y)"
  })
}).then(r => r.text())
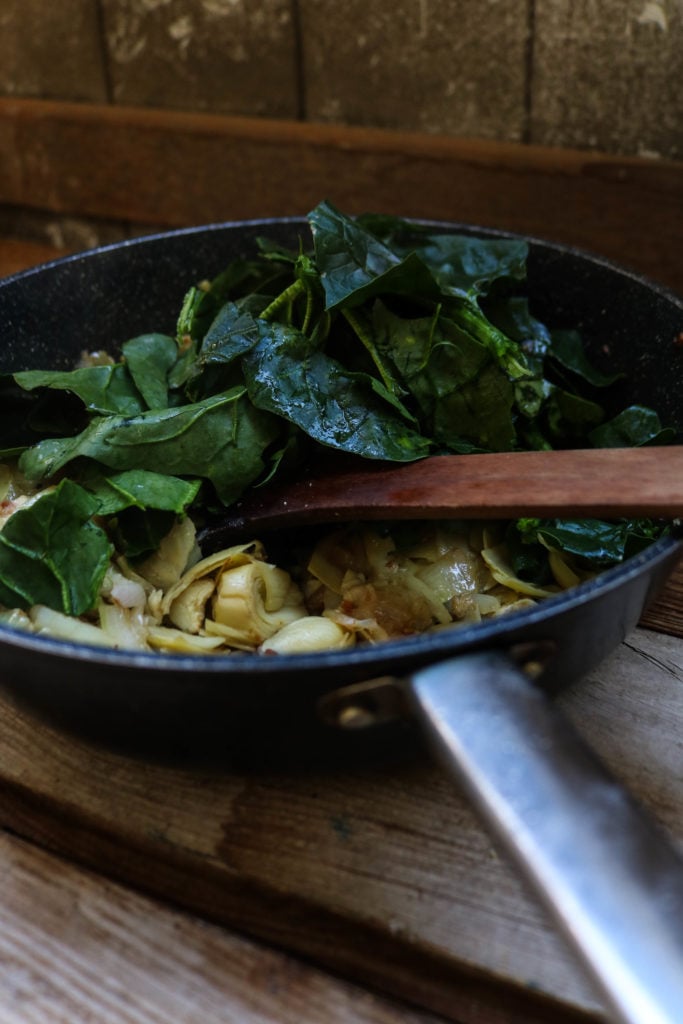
top-left (0, 200), bottom-right (674, 653)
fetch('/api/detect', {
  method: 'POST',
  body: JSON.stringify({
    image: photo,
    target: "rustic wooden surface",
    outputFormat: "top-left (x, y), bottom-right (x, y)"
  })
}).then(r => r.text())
top-left (0, 0), bottom-right (107, 103)
top-left (532, 0), bottom-right (683, 159)
top-left (1, 99), bottom-right (683, 297)
top-left (2, 0), bottom-right (682, 160)
top-left (643, 554), bottom-right (683, 637)
top-left (0, 628), bottom-right (682, 1024)
top-left (299, 0), bottom-right (529, 140)
top-left (100, 0), bottom-right (299, 117)
top-left (0, 831), bottom-right (451, 1024)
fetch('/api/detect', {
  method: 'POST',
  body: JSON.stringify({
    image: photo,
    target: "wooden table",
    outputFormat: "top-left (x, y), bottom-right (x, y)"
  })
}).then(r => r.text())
top-left (1, 239), bottom-right (683, 1024)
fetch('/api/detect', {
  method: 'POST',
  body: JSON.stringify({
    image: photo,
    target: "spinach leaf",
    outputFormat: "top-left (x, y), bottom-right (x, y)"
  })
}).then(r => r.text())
top-left (588, 405), bottom-right (676, 448)
top-left (112, 508), bottom-right (180, 559)
top-left (83, 469), bottom-right (201, 559)
top-left (535, 518), bottom-right (658, 566)
top-left (309, 200), bottom-right (440, 311)
top-left (445, 299), bottom-right (530, 380)
top-left (0, 479), bottom-right (111, 614)
top-left (547, 329), bottom-right (623, 387)
top-left (407, 234), bottom-right (528, 300)
top-left (543, 387), bottom-right (605, 443)
top-left (14, 365), bottom-right (146, 417)
top-left (241, 316), bottom-right (431, 460)
top-left (504, 522), bottom-right (554, 585)
top-left (372, 302), bottom-right (516, 451)
top-left (485, 296), bottom-right (552, 366)
top-left (19, 389), bottom-right (281, 506)
top-left (357, 213), bottom-right (528, 299)
top-left (121, 333), bottom-right (179, 410)
top-left (177, 258), bottom-right (287, 344)
top-left (197, 302), bottom-right (262, 369)
top-left (84, 469), bottom-right (201, 516)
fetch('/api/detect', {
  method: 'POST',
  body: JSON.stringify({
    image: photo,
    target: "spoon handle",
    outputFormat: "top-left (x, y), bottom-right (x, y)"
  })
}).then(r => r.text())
top-left (207, 447), bottom-right (683, 543)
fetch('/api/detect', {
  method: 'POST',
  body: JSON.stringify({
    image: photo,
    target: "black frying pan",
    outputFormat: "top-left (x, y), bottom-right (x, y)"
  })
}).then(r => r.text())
top-left (1, 219), bottom-right (683, 1024)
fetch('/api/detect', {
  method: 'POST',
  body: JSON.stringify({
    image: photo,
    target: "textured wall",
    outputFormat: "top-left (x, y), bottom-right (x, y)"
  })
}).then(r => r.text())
top-left (299, 0), bottom-right (530, 141)
top-left (532, 0), bottom-right (683, 159)
top-left (0, 0), bottom-right (681, 158)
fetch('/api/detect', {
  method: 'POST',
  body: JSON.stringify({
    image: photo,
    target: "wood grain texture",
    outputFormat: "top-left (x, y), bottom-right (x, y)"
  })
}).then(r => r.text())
top-left (641, 554), bottom-right (683, 637)
top-left (1, 628), bottom-right (682, 1024)
top-left (2, 0), bottom-right (680, 160)
top-left (299, 0), bottom-right (529, 140)
top-left (100, 0), bottom-right (299, 118)
top-left (0, 238), bottom-right (66, 277)
top-left (0, 0), bottom-right (108, 103)
top-left (208, 448), bottom-right (683, 536)
top-left (0, 832), bottom-right (451, 1024)
top-left (0, 98), bottom-right (682, 295)
top-left (532, 0), bottom-right (683, 159)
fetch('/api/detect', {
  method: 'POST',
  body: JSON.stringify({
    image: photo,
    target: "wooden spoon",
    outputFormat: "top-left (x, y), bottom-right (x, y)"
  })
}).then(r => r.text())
top-left (200, 446), bottom-right (683, 548)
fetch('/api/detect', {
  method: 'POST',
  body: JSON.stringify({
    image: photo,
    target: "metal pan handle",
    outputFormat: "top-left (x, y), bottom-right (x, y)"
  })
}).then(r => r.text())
top-left (405, 651), bottom-right (683, 1024)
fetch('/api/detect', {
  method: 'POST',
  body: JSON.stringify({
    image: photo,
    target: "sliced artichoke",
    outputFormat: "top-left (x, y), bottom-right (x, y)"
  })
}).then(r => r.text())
top-left (258, 615), bottom-right (355, 654)
top-left (209, 560), bottom-right (306, 647)
top-left (147, 626), bottom-right (226, 653)
top-left (29, 605), bottom-right (116, 647)
top-left (160, 541), bottom-right (266, 615)
top-left (167, 577), bottom-right (216, 634)
top-left (481, 543), bottom-right (560, 598)
top-left (137, 516), bottom-right (199, 591)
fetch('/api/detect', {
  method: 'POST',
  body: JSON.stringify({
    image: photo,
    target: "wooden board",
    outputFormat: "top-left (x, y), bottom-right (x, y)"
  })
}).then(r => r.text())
top-left (299, 0), bottom-right (529, 140)
top-left (99, 0), bottom-right (298, 118)
top-left (532, 0), bottom-right (683, 158)
top-left (0, 0), bottom-right (107, 103)
top-left (641, 553), bottom-right (683, 637)
top-left (0, 830), bottom-right (450, 1024)
top-left (1, 99), bottom-right (683, 295)
top-left (0, 627), bottom-right (682, 1024)
top-left (3, 1), bottom-right (683, 161)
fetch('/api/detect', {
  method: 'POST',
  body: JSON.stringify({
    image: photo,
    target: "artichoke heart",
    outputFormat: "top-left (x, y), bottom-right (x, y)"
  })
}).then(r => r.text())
top-left (209, 560), bottom-right (306, 647)
top-left (160, 541), bottom-right (266, 616)
top-left (147, 626), bottom-right (226, 654)
top-left (137, 516), bottom-right (199, 591)
top-left (168, 577), bottom-right (216, 634)
top-left (259, 615), bottom-right (355, 654)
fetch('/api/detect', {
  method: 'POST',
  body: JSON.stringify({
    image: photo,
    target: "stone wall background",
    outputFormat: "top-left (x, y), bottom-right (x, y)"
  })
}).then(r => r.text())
top-left (1, 0), bottom-right (681, 160)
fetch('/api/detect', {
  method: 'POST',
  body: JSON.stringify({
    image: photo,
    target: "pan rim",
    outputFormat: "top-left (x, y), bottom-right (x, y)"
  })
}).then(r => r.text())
top-left (3, 215), bottom-right (682, 310)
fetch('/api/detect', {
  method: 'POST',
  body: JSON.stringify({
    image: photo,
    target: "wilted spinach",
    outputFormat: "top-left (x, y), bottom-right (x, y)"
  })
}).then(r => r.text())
top-left (0, 199), bottom-right (675, 615)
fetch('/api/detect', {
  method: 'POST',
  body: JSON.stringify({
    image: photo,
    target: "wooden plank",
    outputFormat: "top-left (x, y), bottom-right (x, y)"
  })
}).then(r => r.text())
top-left (0, 238), bottom-right (67, 277)
top-left (0, 831), bottom-right (450, 1024)
top-left (299, 0), bottom-right (529, 141)
top-left (641, 555), bottom-right (683, 638)
top-left (99, 0), bottom-right (299, 118)
top-left (0, 0), bottom-right (107, 102)
top-left (2, 629), bottom-right (681, 1023)
top-left (1, 98), bottom-right (682, 295)
top-left (532, 0), bottom-right (683, 159)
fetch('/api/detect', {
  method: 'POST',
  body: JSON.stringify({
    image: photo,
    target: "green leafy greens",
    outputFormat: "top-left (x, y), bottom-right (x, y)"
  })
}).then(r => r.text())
top-left (0, 199), bottom-right (674, 617)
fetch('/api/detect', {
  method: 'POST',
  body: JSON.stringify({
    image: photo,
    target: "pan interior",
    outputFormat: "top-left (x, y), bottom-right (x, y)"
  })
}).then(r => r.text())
top-left (0, 217), bottom-right (682, 740)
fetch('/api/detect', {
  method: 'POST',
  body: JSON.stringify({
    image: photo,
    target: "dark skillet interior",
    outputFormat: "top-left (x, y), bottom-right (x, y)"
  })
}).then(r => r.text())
top-left (0, 219), bottom-right (682, 757)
